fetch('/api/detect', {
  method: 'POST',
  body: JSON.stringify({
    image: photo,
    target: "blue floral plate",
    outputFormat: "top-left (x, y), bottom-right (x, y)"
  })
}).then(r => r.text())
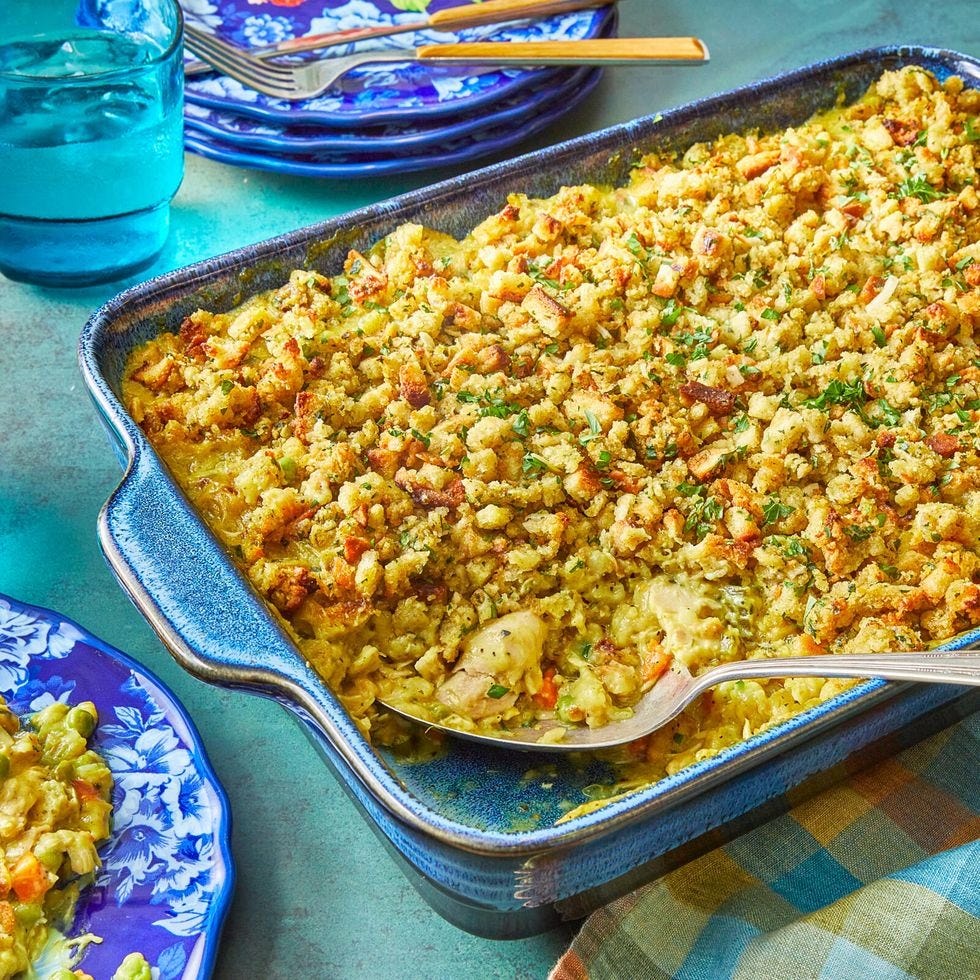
top-left (182, 64), bottom-right (596, 154)
top-left (181, 0), bottom-right (613, 128)
top-left (184, 66), bottom-right (600, 176)
top-left (0, 593), bottom-right (234, 980)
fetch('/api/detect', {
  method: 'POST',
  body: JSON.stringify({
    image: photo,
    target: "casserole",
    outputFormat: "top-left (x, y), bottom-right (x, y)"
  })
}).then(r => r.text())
top-left (80, 45), bottom-right (980, 938)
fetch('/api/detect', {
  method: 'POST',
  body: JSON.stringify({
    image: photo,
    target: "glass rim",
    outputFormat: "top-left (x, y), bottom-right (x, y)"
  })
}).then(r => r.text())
top-left (0, 0), bottom-right (184, 82)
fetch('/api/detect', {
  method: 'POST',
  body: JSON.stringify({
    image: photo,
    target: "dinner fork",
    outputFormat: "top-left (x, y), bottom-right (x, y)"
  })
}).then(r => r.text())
top-left (380, 647), bottom-right (980, 753)
top-left (184, 0), bottom-right (619, 76)
top-left (182, 25), bottom-right (709, 102)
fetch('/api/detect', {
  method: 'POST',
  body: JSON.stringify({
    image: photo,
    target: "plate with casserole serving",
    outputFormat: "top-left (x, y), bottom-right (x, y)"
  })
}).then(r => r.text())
top-left (0, 594), bottom-right (233, 978)
top-left (80, 45), bottom-right (980, 938)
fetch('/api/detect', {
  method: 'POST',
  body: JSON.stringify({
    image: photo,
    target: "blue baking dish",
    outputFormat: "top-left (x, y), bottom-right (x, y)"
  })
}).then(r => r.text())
top-left (79, 45), bottom-right (980, 939)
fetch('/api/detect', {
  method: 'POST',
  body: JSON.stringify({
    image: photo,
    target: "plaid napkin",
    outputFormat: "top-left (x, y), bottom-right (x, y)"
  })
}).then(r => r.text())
top-left (551, 712), bottom-right (980, 980)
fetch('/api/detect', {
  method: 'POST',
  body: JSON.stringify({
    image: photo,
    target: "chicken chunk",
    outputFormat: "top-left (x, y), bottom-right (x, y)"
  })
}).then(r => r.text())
top-left (436, 611), bottom-right (547, 719)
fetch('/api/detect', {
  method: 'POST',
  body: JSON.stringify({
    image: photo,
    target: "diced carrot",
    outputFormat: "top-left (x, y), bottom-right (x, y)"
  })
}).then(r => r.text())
top-left (642, 644), bottom-right (673, 684)
top-left (533, 668), bottom-right (559, 710)
top-left (72, 778), bottom-right (100, 802)
top-left (10, 853), bottom-right (52, 904)
top-left (799, 634), bottom-right (828, 657)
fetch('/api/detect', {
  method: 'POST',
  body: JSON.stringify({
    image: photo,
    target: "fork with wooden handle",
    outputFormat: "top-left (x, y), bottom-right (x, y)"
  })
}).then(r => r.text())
top-left (183, 0), bottom-right (621, 76)
top-left (182, 27), bottom-right (709, 102)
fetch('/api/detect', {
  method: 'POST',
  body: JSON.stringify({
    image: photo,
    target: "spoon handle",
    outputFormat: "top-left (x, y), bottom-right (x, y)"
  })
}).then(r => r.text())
top-left (701, 649), bottom-right (980, 688)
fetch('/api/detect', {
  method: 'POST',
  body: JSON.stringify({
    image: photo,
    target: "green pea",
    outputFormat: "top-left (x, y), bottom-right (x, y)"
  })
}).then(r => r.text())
top-left (13, 902), bottom-right (43, 927)
top-left (66, 706), bottom-right (97, 738)
top-left (555, 694), bottom-right (578, 725)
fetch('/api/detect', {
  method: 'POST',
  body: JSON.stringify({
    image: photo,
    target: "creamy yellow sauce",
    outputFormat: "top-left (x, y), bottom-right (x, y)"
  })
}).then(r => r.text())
top-left (0, 699), bottom-right (112, 979)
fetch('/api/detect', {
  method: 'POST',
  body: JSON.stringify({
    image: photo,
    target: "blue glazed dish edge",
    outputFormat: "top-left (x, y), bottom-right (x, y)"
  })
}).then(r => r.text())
top-left (78, 44), bottom-right (980, 933)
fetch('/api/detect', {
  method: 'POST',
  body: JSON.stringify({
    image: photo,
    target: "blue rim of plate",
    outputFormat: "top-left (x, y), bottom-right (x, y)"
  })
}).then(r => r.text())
top-left (184, 66), bottom-right (600, 177)
top-left (183, 63), bottom-right (595, 154)
top-left (182, 2), bottom-right (615, 129)
top-left (0, 593), bottom-right (234, 980)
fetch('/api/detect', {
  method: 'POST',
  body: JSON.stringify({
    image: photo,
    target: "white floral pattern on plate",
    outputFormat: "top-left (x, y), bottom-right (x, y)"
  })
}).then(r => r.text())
top-left (178, 0), bottom-right (613, 126)
top-left (0, 595), bottom-right (233, 980)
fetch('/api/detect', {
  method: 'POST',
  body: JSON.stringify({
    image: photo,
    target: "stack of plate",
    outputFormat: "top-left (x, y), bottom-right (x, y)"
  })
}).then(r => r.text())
top-left (180, 0), bottom-right (616, 178)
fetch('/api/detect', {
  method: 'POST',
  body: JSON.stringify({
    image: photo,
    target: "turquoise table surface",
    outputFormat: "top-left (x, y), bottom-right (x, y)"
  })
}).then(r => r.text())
top-left (2, 3), bottom-right (979, 977)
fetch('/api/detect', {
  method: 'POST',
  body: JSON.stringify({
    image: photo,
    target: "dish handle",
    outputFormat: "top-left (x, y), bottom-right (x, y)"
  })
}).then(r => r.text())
top-left (95, 440), bottom-right (446, 830)
top-left (97, 445), bottom-right (333, 707)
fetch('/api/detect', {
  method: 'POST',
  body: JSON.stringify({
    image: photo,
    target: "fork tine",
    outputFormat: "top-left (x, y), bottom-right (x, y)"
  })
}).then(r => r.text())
top-left (183, 38), bottom-right (299, 97)
top-left (183, 23), bottom-right (292, 68)
top-left (183, 30), bottom-right (296, 80)
top-left (184, 42), bottom-right (295, 95)
top-left (182, 26), bottom-right (298, 88)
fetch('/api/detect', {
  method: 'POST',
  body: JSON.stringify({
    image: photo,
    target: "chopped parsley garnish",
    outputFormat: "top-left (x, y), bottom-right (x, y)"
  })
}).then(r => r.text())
top-left (665, 351), bottom-right (686, 368)
top-left (803, 595), bottom-right (825, 636)
top-left (762, 496), bottom-right (795, 525)
top-left (874, 399), bottom-right (902, 427)
top-left (761, 307), bottom-right (779, 320)
top-left (522, 452), bottom-right (549, 475)
top-left (895, 174), bottom-right (946, 203)
top-left (770, 535), bottom-right (809, 559)
top-left (871, 325), bottom-right (887, 348)
top-left (803, 377), bottom-right (867, 412)
top-left (512, 409), bottom-right (531, 438)
top-left (486, 684), bottom-right (510, 699)
top-left (220, 379), bottom-right (234, 395)
top-left (675, 324), bottom-right (714, 361)
top-left (626, 231), bottom-right (648, 259)
top-left (579, 410), bottom-right (602, 445)
top-left (526, 260), bottom-right (563, 291)
top-left (457, 389), bottom-right (522, 420)
top-left (660, 298), bottom-right (683, 327)
top-left (677, 483), bottom-right (724, 541)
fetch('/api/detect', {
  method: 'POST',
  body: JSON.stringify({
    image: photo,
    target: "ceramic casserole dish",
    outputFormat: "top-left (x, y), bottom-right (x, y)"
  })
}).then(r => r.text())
top-left (79, 45), bottom-right (980, 939)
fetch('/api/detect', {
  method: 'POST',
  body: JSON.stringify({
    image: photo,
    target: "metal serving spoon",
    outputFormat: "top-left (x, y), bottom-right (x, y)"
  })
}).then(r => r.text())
top-left (380, 648), bottom-right (980, 753)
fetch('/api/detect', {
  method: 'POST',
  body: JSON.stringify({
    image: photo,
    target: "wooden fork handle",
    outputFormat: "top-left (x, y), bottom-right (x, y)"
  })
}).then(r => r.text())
top-left (428, 0), bottom-right (615, 30)
top-left (415, 37), bottom-right (710, 63)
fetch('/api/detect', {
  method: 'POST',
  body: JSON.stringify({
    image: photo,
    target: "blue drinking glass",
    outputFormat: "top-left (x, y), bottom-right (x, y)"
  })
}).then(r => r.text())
top-left (0, 1), bottom-right (184, 287)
